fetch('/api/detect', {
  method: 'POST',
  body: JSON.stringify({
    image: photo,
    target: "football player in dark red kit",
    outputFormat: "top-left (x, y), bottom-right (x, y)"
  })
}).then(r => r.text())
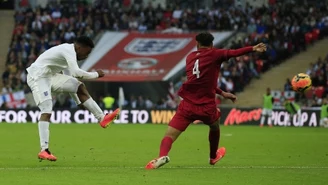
top-left (145, 32), bottom-right (267, 169)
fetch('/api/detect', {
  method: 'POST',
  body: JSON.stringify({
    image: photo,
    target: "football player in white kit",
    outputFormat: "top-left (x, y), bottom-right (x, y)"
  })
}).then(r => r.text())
top-left (26, 36), bottom-right (120, 161)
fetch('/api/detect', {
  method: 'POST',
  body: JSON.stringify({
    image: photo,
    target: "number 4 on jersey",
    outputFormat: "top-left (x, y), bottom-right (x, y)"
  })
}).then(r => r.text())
top-left (192, 59), bottom-right (200, 78)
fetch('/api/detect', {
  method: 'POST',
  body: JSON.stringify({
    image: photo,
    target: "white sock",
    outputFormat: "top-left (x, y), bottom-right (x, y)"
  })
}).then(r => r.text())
top-left (82, 98), bottom-right (104, 122)
top-left (39, 121), bottom-right (49, 151)
top-left (260, 116), bottom-right (265, 125)
top-left (268, 116), bottom-right (272, 125)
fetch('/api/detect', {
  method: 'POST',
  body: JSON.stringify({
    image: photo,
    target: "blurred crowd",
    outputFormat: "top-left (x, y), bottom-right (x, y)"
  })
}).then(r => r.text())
top-left (2, 0), bottom-right (328, 109)
top-left (215, 1), bottom-right (328, 94)
top-left (283, 53), bottom-right (328, 107)
top-left (171, 1), bottom-right (328, 98)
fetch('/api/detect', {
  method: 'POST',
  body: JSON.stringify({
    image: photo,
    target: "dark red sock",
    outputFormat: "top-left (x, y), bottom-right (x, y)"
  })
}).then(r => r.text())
top-left (209, 128), bottom-right (220, 159)
top-left (159, 136), bottom-right (173, 157)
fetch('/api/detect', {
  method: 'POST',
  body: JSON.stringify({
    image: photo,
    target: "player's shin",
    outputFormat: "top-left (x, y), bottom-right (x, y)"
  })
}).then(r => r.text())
top-left (159, 136), bottom-right (173, 157)
top-left (260, 115), bottom-right (265, 126)
top-left (38, 101), bottom-right (52, 151)
top-left (209, 126), bottom-right (220, 159)
top-left (268, 115), bottom-right (272, 126)
top-left (38, 120), bottom-right (50, 151)
top-left (82, 98), bottom-right (105, 122)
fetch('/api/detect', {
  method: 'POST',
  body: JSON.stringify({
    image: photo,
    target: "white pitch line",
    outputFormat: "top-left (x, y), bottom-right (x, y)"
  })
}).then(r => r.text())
top-left (0, 166), bottom-right (327, 170)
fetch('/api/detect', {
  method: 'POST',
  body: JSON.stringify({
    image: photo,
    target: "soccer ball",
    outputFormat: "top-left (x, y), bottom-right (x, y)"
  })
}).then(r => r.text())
top-left (291, 73), bottom-right (312, 93)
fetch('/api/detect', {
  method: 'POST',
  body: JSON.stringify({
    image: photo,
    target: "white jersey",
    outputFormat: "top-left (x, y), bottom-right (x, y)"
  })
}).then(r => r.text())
top-left (26, 43), bottom-right (98, 79)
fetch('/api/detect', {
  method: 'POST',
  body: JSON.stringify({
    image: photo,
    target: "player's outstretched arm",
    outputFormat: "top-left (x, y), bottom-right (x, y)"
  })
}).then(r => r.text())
top-left (62, 49), bottom-right (101, 79)
top-left (252, 43), bottom-right (267, 52)
top-left (67, 61), bottom-right (100, 79)
top-left (216, 87), bottom-right (237, 103)
top-left (220, 43), bottom-right (267, 61)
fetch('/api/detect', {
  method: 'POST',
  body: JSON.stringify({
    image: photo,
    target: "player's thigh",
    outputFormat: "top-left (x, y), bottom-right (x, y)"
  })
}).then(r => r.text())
top-left (51, 74), bottom-right (82, 93)
top-left (202, 107), bottom-right (221, 129)
top-left (27, 74), bottom-right (52, 106)
top-left (168, 109), bottom-right (192, 132)
top-left (38, 99), bottom-right (53, 114)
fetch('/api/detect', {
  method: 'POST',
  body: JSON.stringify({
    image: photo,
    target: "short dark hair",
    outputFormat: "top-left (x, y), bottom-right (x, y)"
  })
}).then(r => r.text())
top-left (75, 36), bottom-right (94, 48)
top-left (196, 32), bottom-right (214, 47)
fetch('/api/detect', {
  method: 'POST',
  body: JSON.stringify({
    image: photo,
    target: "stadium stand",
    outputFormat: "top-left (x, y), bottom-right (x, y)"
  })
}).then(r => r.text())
top-left (2, 0), bottom-right (328, 109)
top-left (297, 52), bottom-right (328, 107)
top-left (172, 1), bottom-right (328, 104)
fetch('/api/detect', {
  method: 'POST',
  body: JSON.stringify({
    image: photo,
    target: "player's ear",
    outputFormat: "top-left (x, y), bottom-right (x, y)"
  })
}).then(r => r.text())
top-left (210, 43), bottom-right (213, 48)
top-left (196, 41), bottom-right (200, 49)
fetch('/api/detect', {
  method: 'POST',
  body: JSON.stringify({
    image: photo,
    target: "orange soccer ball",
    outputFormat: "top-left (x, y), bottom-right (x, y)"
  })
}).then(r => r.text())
top-left (291, 73), bottom-right (312, 93)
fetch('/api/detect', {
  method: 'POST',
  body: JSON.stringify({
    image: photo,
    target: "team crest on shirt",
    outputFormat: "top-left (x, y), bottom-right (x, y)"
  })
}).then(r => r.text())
top-left (44, 91), bottom-right (48, 96)
top-left (117, 58), bottom-right (158, 69)
top-left (124, 38), bottom-right (192, 56)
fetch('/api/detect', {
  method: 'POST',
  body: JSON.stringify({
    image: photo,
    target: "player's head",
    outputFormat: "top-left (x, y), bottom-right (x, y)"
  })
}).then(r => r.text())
top-left (195, 32), bottom-right (214, 49)
top-left (323, 98), bottom-right (328, 105)
top-left (74, 36), bottom-right (94, 60)
top-left (266, 87), bottom-right (271, 95)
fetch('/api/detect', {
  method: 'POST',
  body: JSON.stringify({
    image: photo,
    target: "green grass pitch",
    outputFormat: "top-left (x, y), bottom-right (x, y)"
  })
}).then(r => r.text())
top-left (0, 123), bottom-right (327, 185)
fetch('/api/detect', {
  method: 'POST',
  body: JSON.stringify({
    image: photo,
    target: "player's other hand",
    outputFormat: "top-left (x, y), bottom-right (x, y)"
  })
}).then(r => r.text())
top-left (221, 92), bottom-right (237, 103)
top-left (96, 70), bottom-right (105, 78)
top-left (253, 43), bottom-right (267, 52)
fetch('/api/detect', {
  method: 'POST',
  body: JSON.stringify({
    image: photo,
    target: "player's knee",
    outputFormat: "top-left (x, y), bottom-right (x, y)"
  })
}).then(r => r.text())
top-left (39, 99), bottom-right (53, 121)
top-left (77, 83), bottom-right (87, 95)
top-left (165, 126), bottom-right (182, 141)
top-left (209, 119), bottom-right (220, 130)
top-left (69, 79), bottom-right (82, 93)
top-left (40, 113), bottom-right (51, 121)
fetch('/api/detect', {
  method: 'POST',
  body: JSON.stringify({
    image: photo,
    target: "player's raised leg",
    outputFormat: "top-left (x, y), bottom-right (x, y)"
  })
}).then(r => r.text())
top-left (145, 109), bottom-right (191, 169)
top-left (27, 75), bottom-right (57, 161)
top-left (75, 83), bottom-right (120, 128)
top-left (52, 74), bottom-right (120, 128)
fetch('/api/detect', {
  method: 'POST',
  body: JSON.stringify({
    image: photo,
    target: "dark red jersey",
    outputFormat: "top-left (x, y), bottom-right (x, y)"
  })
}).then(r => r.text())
top-left (178, 46), bottom-right (253, 105)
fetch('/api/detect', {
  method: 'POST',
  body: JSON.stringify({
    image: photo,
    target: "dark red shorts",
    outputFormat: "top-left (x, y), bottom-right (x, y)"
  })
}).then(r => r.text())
top-left (169, 100), bottom-right (221, 131)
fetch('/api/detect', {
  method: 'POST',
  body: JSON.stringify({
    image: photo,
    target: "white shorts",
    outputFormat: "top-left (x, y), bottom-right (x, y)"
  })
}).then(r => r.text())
top-left (262, 108), bottom-right (272, 116)
top-left (27, 73), bottom-right (82, 106)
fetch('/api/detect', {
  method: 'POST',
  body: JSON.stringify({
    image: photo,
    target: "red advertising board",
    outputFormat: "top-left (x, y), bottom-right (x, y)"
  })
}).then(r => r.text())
top-left (92, 33), bottom-right (196, 81)
top-left (82, 31), bottom-right (233, 82)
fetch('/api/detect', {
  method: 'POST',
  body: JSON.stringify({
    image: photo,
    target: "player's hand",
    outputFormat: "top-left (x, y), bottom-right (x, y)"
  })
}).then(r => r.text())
top-left (96, 70), bottom-right (105, 78)
top-left (253, 43), bottom-right (267, 52)
top-left (221, 92), bottom-right (237, 103)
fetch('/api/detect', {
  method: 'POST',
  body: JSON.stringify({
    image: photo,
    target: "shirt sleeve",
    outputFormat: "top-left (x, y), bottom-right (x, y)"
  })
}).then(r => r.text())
top-left (215, 87), bottom-right (223, 95)
top-left (215, 46), bottom-right (253, 62)
top-left (62, 48), bottom-right (99, 79)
